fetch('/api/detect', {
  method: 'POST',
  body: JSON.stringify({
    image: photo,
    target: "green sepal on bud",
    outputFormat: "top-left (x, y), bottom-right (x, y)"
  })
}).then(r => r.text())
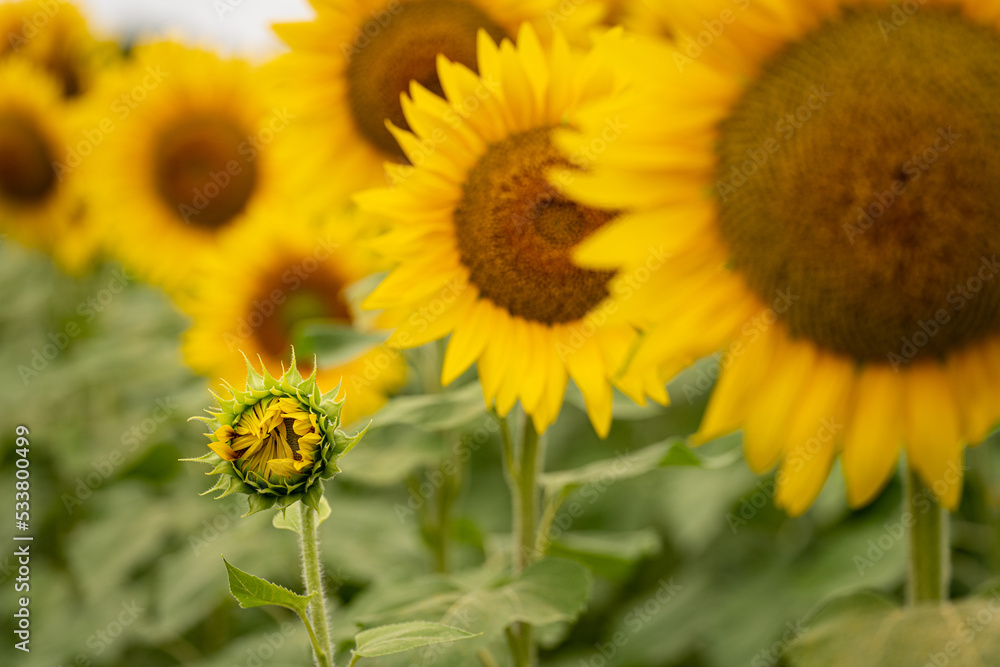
top-left (184, 351), bottom-right (367, 516)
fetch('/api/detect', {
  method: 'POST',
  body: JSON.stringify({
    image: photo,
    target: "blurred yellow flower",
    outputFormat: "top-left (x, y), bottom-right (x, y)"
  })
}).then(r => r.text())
top-left (356, 26), bottom-right (647, 436)
top-left (181, 211), bottom-right (405, 427)
top-left (85, 42), bottom-right (298, 291)
top-left (0, 59), bottom-right (100, 272)
top-left (562, 0), bottom-right (1000, 514)
top-left (0, 0), bottom-right (117, 100)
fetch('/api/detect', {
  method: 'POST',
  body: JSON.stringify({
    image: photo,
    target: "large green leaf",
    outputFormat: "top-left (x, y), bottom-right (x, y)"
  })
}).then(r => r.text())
top-left (223, 557), bottom-right (314, 617)
top-left (788, 590), bottom-right (1000, 667)
top-left (353, 622), bottom-right (479, 658)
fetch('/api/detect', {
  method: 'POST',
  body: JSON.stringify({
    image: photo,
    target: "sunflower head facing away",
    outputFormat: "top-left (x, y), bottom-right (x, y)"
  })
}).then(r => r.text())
top-left (562, 0), bottom-right (1000, 514)
top-left (188, 354), bottom-right (366, 516)
top-left (355, 25), bottom-right (661, 436)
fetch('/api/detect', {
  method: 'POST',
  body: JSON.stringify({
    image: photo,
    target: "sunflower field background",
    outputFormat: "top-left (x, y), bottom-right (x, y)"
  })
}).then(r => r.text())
top-left (2, 1), bottom-right (1000, 666)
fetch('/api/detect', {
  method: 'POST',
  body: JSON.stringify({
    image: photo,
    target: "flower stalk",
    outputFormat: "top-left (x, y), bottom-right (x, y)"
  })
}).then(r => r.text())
top-left (501, 414), bottom-right (543, 667)
top-left (906, 468), bottom-right (950, 604)
top-left (300, 502), bottom-right (335, 667)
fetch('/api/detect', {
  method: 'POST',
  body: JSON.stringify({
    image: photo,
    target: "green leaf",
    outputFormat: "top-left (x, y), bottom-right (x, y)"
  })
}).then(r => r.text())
top-left (334, 422), bottom-right (370, 458)
top-left (541, 438), bottom-right (698, 494)
top-left (272, 496), bottom-right (332, 534)
top-left (547, 530), bottom-right (662, 580)
top-left (788, 590), bottom-right (1000, 667)
top-left (353, 621), bottom-right (480, 658)
top-left (223, 557), bottom-right (314, 617)
top-left (294, 322), bottom-right (388, 369)
top-left (370, 382), bottom-right (487, 432)
top-left (502, 558), bottom-right (593, 625)
top-left (243, 492), bottom-right (277, 517)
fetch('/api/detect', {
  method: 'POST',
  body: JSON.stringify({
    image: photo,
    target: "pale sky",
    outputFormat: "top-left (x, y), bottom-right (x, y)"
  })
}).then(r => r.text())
top-left (74, 0), bottom-right (314, 60)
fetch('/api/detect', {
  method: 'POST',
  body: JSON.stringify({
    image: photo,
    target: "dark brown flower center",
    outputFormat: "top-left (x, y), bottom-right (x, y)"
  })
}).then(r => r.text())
top-left (253, 262), bottom-right (353, 359)
top-left (715, 8), bottom-right (1000, 364)
top-left (455, 127), bottom-right (616, 324)
top-left (154, 115), bottom-right (257, 229)
top-left (345, 0), bottom-right (507, 159)
top-left (0, 112), bottom-right (57, 205)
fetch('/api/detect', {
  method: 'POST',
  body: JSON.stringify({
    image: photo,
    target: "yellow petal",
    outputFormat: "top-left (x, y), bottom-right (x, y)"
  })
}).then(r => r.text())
top-left (842, 364), bottom-right (904, 508)
top-left (903, 362), bottom-right (965, 510)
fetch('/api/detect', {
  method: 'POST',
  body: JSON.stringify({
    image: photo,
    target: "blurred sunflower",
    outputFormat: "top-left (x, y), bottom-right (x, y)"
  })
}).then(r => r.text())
top-left (562, 0), bottom-right (1000, 514)
top-left (0, 0), bottom-right (117, 99)
top-left (356, 26), bottom-right (649, 436)
top-left (182, 211), bottom-right (405, 426)
top-left (271, 0), bottom-right (597, 202)
top-left (87, 42), bottom-right (297, 291)
top-left (0, 59), bottom-right (99, 272)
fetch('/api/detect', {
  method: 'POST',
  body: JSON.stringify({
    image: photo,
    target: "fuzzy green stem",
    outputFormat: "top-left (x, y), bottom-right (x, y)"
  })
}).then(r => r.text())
top-left (514, 420), bottom-right (540, 575)
top-left (300, 502), bottom-right (335, 667)
top-left (905, 468), bottom-right (950, 604)
top-left (501, 416), bottom-right (542, 667)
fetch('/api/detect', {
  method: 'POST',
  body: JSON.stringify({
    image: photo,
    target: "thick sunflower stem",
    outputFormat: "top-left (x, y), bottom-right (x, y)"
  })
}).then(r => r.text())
top-left (905, 468), bottom-right (950, 605)
top-left (299, 502), bottom-right (335, 667)
top-left (502, 415), bottom-right (542, 667)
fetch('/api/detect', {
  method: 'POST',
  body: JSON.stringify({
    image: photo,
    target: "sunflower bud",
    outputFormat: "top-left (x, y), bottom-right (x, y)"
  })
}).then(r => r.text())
top-left (185, 353), bottom-right (366, 516)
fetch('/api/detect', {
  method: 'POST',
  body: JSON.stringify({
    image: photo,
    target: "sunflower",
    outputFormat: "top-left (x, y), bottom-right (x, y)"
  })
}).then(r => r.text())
top-left (0, 0), bottom-right (117, 99)
top-left (87, 42), bottom-right (297, 291)
top-left (561, 0), bottom-right (1000, 515)
top-left (354, 26), bottom-right (651, 436)
top-left (0, 59), bottom-right (100, 272)
top-left (271, 0), bottom-right (600, 204)
top-left (181, 210), bottom-right (406, 427)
